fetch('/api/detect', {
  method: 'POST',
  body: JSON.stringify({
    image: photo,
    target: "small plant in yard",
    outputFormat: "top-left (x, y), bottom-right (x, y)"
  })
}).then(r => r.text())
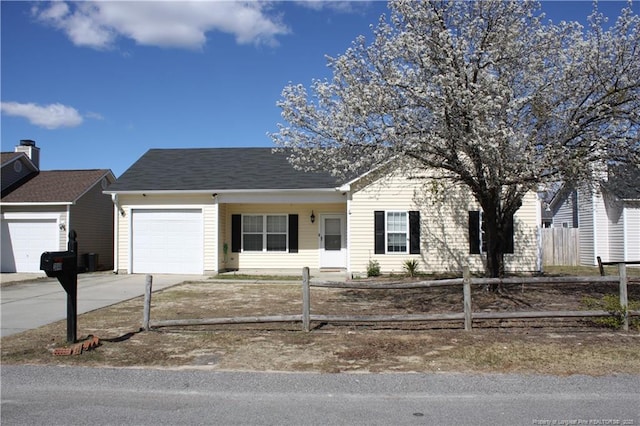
top-left (367, 259), bottom-right (381, 277)
top-left (581, 295), bottom-right (640, 330)
top-left (403, 259), bottom-right (420, 277)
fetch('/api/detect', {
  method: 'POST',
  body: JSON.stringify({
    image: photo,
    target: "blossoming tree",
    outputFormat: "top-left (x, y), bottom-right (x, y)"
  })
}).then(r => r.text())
top-left (271, 0), bottom-right (640, 278)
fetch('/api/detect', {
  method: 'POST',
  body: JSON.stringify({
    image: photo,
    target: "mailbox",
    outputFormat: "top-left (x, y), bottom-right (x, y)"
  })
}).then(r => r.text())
top-left (40, 251), bottom-right (77, 278)
top-left (40, 230), bottom-right (79, 343)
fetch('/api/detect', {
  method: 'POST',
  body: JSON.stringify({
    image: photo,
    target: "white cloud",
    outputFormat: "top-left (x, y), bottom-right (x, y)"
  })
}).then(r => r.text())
top-left (85, 111), bottom-right (105, 121)
top-left (31, 1), bottom-right (290, 50)
top-left (294, 1), bottom-right (370, 13)
top-left (0, 102), bottom-right (83, 129)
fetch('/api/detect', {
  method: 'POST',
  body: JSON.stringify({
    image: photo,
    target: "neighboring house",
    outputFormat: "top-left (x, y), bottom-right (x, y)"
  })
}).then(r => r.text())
top-left (577, 165), bottom-right (640, 266)
top-left (548, 186), bottom-right (579, 229)
top-left (105, 148), bottom-right (541, 276)
top-left (547, 165), bottom-right (640, 266)
top-left (1, 140), bottom-right (116, 273)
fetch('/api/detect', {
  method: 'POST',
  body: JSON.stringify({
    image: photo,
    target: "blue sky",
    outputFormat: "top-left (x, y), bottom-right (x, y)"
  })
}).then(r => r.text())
top-left (1, 1), bottom-right (636, 177)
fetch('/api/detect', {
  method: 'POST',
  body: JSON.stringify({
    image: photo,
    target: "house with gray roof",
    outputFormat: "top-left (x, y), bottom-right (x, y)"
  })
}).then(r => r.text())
top-left (545, 164), bottom-right (640, 266)
top-left (105, 147), bottom-right (542, 277)
top-left (577, 165), bottom-right (640, 265)
top-left (1, 140), bottom-right (115, 273)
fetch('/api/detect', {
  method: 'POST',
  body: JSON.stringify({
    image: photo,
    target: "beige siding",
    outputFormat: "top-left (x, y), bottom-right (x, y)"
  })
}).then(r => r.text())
top-left (218, 203), bottom-right (228, 269)
top-left (203, 202), bottom-right (218, 273)
top-left (70, 177), bottom-right (114, 270)
top-left (224, 203), bottom-right (345, 270)
top-left (349, 171), bottom-right (540, 276)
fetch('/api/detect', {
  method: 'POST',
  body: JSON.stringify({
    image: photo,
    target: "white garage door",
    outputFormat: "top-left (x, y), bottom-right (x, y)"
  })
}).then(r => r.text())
top-left (1, 218), bottom-right (59, 272)
top-left (132, 209), bottom-right (203, 274)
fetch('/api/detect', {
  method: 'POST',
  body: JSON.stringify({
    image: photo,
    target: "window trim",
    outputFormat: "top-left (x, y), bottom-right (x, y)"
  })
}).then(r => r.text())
top-left (385, 211), bottom-right (409, 254)
top-left (374, 210), bottom-right (420, 255)
top-left (241, 214), bottom-right (289, 252)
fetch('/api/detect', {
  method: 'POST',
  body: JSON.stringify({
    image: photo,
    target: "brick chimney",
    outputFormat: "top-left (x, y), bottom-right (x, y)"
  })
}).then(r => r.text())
top-left (15, 139), bottom-right (40, 170)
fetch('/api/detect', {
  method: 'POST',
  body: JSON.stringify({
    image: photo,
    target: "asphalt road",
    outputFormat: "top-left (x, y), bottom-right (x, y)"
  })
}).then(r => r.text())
top-left (2, 365), bottom-right (638, 425)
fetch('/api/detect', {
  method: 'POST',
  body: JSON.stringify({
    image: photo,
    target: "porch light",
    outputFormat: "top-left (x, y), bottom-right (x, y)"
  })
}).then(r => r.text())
top-left (310, 210), bottom-right (315, 223)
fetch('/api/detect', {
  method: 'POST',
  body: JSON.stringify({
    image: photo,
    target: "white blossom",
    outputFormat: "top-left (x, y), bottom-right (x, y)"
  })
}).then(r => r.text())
top-left (270, 0), bottom-right (640, 277)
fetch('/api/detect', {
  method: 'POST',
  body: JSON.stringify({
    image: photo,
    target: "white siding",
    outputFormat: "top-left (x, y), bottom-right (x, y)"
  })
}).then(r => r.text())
top-left (552, 190), bottom-right (577, 228)
top-left (578, 189), bottom-right (596, 265)
top-left (594, 192), bottom-right (610, 262)
top-left (605, 194), bottom-right (625, 262)
top-left (348, 170), bottom-right (540, 276)
top-left (624, 203), bottom-right (640, 261)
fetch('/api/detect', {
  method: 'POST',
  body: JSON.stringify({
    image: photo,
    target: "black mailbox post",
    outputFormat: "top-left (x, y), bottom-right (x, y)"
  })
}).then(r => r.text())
top-left (40, 230), bottom-right (78, 343)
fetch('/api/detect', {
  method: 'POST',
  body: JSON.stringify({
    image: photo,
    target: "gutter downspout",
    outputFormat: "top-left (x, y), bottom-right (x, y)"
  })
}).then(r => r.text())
top-left (111, 193), bottom-right (120, 274)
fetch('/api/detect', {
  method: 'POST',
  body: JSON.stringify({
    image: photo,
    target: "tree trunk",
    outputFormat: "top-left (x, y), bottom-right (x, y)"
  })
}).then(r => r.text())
top-left (481, 198), bottom-right (507, 291)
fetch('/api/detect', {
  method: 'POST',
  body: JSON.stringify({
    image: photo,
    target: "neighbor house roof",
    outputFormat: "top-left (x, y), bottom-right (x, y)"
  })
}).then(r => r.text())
top-left (1, 152), bottom-right (24, 165)
top-left (604, 164), bottom-right (640, 201)
top-left (1, 169), bottom-right (113, 203)
top-left (106, 148), bottom-right (344, 192)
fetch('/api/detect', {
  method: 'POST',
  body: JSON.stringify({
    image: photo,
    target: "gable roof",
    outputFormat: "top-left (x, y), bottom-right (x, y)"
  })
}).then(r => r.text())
top-left (1, 169), bottom-right (114, 203)
top-left (1, 152), bottom-right (24, 166)
top-left (603, 164), bottom-right (640, 201)
top-left (1, 151), bottom-right (38, 171)
top-left (106, 148), bottom-right (344, 192)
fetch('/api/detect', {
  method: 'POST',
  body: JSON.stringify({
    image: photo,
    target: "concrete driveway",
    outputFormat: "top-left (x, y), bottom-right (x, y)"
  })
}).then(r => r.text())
top-left (0, 272), bottom-right (208, 338)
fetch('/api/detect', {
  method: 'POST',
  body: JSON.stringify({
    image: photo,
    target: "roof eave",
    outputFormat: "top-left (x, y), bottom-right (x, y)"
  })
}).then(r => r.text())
top-left (104, 188), bottom-right (342, 195)
top-left (0, 201), bottom-right (74, 206)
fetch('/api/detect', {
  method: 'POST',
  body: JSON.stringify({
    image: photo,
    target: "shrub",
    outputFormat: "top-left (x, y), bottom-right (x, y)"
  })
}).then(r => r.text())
top-left (581, 294), bottom-right (640, 330)
top-left (367, 259), bottom-right (381, 277)
top-left (403, 259), bottom-right (420, 277)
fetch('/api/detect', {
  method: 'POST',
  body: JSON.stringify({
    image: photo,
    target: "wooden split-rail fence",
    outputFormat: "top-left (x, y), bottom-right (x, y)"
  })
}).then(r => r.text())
top-left (143, 264), bottom-right (638, 333)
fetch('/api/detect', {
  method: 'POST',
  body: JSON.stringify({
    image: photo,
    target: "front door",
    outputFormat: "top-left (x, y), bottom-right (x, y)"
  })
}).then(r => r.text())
top-left (319, 214), bottom-right (346, 269)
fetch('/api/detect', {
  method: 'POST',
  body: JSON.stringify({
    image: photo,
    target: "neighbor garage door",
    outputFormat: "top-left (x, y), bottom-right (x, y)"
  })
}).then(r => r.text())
top-left (131, 209), bottom-right (203, 274)
top-left (1, 218), bottom-right (59, 272)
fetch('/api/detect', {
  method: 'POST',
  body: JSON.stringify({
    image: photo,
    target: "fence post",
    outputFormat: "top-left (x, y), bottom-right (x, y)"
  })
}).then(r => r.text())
top-left (619, 263), bottom-right (628, 332)
top-left (463, 266), bottom-right (472, 331)
top-left (143, 274), bottom-right (153, 331)
top-left (597, 256), bottom-right (605, 276)
top-left (302, 267), bottom-right (310, 332)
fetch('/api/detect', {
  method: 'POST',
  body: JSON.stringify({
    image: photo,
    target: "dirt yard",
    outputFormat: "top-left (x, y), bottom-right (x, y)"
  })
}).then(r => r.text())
top-left (2, 274), bottom-right (639, 375)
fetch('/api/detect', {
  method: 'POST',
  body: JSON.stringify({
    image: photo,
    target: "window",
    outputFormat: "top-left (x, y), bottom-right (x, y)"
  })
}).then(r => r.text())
top-left (468, 211), bottom-right (514, 254)
top-left (386, 212), bottom-right (408, 252)
top-left (233, 214), bottom-right (296, 252)
top-left (374, 211), bottom-right (420, 254)
top-left (266, 215), bottom-right (287, 251)
top-left (242, 215), bottom-right (264, 251)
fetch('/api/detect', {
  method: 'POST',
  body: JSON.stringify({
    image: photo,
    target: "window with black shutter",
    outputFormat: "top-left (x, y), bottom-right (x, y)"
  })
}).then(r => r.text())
top-left (374, 210), bottom-right (420, 254)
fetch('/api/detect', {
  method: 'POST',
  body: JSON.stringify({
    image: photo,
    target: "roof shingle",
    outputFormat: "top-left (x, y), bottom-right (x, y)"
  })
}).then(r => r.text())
top-left (107, 148), bottom-right (343, 192)
top-left (1, 170), bottom-right (111, 203)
